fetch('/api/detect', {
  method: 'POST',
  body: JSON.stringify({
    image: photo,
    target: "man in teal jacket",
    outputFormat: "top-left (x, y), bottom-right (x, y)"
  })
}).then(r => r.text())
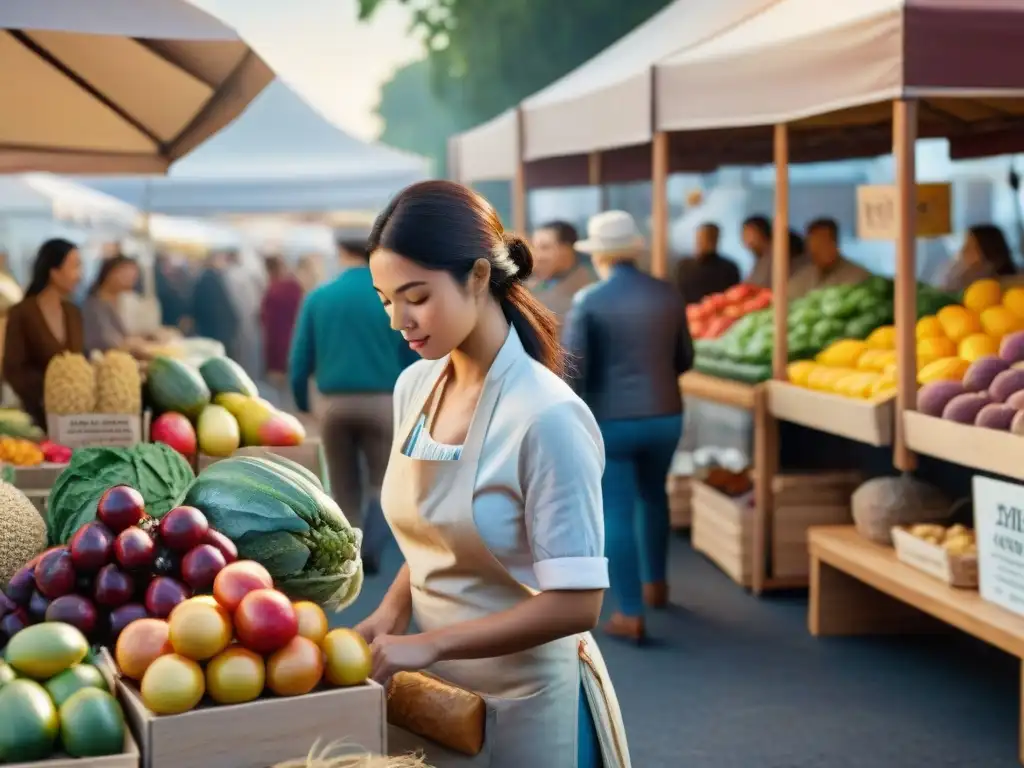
top-left (289, 238), bottom-right (417, 572)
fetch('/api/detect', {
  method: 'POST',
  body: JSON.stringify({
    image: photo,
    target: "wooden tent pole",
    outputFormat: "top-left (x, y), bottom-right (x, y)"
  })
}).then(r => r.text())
top-left (512, 106), bottom-right (527, 233)
top-left (651, 131), bottom-right (669, 279)
top-left (893, 99), bottom-right (919, 472)
top-left (588, 151), bottom-right (609, 211)
top-left (771, 124), bottom-right (791, 381)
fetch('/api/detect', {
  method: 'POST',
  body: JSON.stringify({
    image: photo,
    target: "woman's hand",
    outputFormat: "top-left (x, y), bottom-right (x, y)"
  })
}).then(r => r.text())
top-left (370, 634), bottom-right (439, 684)
top-left (353, 602), bottom-right (411, 645)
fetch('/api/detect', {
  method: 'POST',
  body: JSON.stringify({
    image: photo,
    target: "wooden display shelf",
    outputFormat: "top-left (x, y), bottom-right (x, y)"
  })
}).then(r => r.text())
top-left (903, 411), bottom-right (1024, 482)
top-left (679, 371), bottom-right (759, 411)
top-left (767, 381), bottom-right (895, 446)
top-left (809, 525), bottom-right (1024, 765)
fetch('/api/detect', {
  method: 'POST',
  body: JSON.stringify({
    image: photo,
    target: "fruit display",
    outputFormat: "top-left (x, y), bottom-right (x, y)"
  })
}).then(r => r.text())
top-left (902, 523), bottom-right (977, 555)
top-left (686, 284), bottom-right (772, 340)
top-left (182, 454), bottom-right (363, 609)
top-left (0, 480), bottom-right (48, 587)
top-left (0, 437), bottom-right (45, 467)
top-left (146, 354), bottom-right (304, 458)
top-left (47, 443), bottom-right (195, 547)
top-left (114, 561), bottom-right (371, 716)
top-left (693, 277), bottom-right (956, 383)
top-left (94, 351), bottom-right (144, 415)
top-left (0, 408), bottom-right (45, 442)
top-left (44, 353), bottom-right (97, 416)
top-left (786, 326), bottom-right (899, 399)
top-left (0, 623), bottom-right (127, 761)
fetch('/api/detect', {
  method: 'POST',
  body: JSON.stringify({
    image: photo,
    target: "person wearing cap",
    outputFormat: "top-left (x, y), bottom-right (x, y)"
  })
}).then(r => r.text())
top-left (564, 210), bottom-right (694, 642)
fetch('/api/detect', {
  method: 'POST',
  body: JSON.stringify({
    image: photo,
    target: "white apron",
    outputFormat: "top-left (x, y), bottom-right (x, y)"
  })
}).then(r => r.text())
top-left (381, 352), bottom-right (630, 768)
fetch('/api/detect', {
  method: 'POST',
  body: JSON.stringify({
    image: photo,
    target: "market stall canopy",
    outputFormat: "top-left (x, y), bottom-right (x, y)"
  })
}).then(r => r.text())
top-left (78, 80), bottom-right (431, 215)
top-left (0, 0), bottom-right (274, 174)
top-left (0, 174), bottom-right (139, 229)
top-left (654, 0), bottom-right (1024, 168)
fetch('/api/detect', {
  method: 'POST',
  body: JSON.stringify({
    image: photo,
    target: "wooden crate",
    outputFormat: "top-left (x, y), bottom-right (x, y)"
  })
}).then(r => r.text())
top-left (667, 473), bottom-right (692, 529)
top-left (691, 481), bottom-right (755, 586)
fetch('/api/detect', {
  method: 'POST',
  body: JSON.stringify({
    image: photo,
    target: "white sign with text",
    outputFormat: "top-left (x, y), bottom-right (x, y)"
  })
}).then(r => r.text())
top-left (974, 475), bottom-right (1024, 617)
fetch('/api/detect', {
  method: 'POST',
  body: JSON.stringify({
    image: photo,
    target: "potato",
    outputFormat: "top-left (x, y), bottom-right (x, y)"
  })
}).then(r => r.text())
top-left (911, 524), bottom-right (946, 540)
top-left (943, 535), bottom-right (975, 555)
top-left (945, 524), bottom-right (968, 541)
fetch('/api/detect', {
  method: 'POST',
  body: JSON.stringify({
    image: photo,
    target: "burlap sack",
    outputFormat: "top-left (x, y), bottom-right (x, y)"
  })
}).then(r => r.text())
top-left (851, 474), bottom-right (953, 545)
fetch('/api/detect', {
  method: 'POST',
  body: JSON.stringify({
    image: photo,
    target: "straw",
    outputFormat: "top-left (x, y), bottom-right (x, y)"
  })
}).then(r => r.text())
top-left (271, 740), bottom-right (430, 768)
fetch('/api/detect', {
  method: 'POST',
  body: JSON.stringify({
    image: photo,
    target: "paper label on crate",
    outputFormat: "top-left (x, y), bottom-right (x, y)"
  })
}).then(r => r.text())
top-left (974, 476), bottom-right (1024, 616)
top-left (49, 414), bottom-right (141, 447)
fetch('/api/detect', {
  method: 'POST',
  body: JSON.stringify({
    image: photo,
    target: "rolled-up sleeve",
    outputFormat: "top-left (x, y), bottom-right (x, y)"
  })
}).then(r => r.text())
top-left (520, 400), bottom-right (608, 591)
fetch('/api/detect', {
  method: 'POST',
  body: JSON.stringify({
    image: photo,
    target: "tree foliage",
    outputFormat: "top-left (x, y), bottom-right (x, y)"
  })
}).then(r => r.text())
top-left (368, 0), bottom-right (671, 169)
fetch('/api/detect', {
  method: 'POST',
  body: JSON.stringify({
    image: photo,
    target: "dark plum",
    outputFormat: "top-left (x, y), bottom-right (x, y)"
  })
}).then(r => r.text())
top-left (113, 527), bottom-right (156, 570)
top-left (144, 577), bottom-right (190, 618)
top-left (96, 486), bottom-right (146, 533)
top-left (34, 548), bottom-right (75, 599)
top-left (0, 608), bottom-right (28, 638)
top-left (28, 590), bottom-right (50, 620)
top-left (202, 529), bottom-right (238, 564)
top-left (180, 544), bottom-right (227, 591)
top-left (94, 564), bottom-right (134, 608)
top-left (5, 565), bottom-right (36, 606)
top-left (68, 521), bottom-right (115, 572)
top-left (0, 591), bottom-right (14, 617)
top-left (158, 506), bottom-right (209, 552)
top-left (46, 594), bottom-right (98, 636)
top-left (108, 603), bottom-right (149, 640)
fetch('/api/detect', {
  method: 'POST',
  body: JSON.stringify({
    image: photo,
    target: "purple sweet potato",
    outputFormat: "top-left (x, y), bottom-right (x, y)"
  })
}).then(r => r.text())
top-left (975, 403), bottom-right (1017, 431)
top-left (1013, 410), bottom-right (1024, 435)
top-left (963, 355), bottom-right (1010, 391)
top-left (989, 368), bottom-right (1024, 403)
top-left (942, 392), bottom-right (992, 423)
top-left (1000, 330), bottom-right (1024, 364)
top-left (1007, 390), bottom-right (1024, 410)
top-left (918, 380), bottom-right (967, 417)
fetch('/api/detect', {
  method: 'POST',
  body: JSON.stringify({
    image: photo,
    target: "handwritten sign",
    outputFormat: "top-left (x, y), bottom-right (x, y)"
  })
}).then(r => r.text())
top-left (856, 183), bottom-right (952, 240)
top-left (46, 414), bottom-right (144, 449)
top-left (974, 475), bottom-right (1024, 617)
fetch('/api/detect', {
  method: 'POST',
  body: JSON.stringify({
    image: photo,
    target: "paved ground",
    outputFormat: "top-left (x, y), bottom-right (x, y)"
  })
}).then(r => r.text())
top-left (338, 534), bottom-right (1021, 768)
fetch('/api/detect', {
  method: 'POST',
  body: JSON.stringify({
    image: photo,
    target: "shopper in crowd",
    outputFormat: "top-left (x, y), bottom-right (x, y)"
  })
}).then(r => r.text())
top-left (742, 216), bottom-right (809, 288)
top-left (3, 238), bottom-right (84, 426)
top-left (564, 210), bottom-right (693, 643)
top-left (527, 220), bottom-right (595, 318)
top-left (939, 223), bottom-right (1017, 293)
top-left (260, 255), bottom-right (303, 410)
top-left (788, 217), bottom-right (870, 298)
top-left (223, 250), bottom-right (265, 377)
top-left (290, 237), bottom-right (416, 575)
top-left (191, 251), bottom-right (239, 354)
top-left (154, 253), bottom-right (193, 332)
top-left (357, 180), bottom-right (626, 767)
top-left (675, 221), bottom-right (741, 304)
top-left (82, 254), bottom-right (145, 355)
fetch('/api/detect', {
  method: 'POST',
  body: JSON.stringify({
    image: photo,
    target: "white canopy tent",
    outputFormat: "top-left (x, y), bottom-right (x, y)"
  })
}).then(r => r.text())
top-left (79, 80), bottom-right (431, 217)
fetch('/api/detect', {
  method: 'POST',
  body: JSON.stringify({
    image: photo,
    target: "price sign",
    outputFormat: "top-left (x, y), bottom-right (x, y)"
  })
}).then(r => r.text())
top-left (973, 475), bottom-right (1024, 617)
top-left (856, 183), bottom-right (952, 241)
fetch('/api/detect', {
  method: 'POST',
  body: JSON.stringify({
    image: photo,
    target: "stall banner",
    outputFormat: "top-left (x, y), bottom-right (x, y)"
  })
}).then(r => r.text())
top-left (974, 475), bottom-right (1024, 618)
top-left (856, 183), bottom-right (952, 240)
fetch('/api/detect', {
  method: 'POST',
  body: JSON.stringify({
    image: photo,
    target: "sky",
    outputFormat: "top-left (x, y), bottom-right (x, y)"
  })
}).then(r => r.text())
top-left (190, 0), bottom-right (424, 140)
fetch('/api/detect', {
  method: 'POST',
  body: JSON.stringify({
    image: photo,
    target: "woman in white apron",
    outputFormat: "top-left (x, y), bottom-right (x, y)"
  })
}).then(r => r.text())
top-left (355, 180), bottom-right (630, 768)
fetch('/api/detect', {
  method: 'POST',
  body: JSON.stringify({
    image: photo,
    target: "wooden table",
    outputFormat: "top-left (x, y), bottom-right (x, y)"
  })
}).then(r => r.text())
top-left (809, 525), bottom-right (1024, 764)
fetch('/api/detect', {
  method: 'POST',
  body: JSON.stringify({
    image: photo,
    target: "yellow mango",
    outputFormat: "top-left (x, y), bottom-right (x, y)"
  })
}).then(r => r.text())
top-left (980, 305), bottom-right (1024, 340)
top-left (917, 336), bottom-right (957, 362)
top-left (864, 325), bottom-right (896, 350)
top-left (815, 339), bottom-right (868, 368)
top-left (917, 356), bottom-right (970, 385)
top-left (859, 349), bottom-right (897, 371)
top-left (915, 315), bottom-right (946, 341)
top-left (957, 332), bottom-right (999, 362)
top-left (870, 381), bottom-right (897, 398)
top-left (936, 305), bottom-right (982, 343)
top-left (786, 360), bottom-right (817, 387)
top-left (963, 278), bottom-right (1002, 313)
top-left (1003, 286), bottom-right (1024, 320)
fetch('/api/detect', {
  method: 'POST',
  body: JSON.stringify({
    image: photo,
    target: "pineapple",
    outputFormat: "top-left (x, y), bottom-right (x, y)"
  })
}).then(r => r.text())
top-left (94, 351), bottom-right (142, 414)
top-left (44, 352), bottom-right (96, 415)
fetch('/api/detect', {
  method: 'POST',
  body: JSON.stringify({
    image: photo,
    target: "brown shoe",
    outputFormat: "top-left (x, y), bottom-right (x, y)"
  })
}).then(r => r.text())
top-left (643, 581), bottom-right (669, 609)
top-left (603, 613), bottom-right (645, 643)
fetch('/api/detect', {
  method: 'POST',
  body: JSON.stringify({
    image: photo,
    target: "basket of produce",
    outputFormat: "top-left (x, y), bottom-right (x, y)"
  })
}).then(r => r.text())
top-left (891, 523), bottom-right (978, 588)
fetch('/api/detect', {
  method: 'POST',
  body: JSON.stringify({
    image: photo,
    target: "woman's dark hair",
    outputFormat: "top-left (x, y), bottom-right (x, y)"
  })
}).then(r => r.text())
top-left (88, 254), bottom-right (138, 296)
top-left (743, 215), bottom-right (772, 239)
top-left (969, 224), bottom-right (1016, 276)
top-left (368, 180), bottom-right (562, 375)
top-left (26, 238), bottom-right (77, 297)
top-left (337, 238), bottom-right (369, 262)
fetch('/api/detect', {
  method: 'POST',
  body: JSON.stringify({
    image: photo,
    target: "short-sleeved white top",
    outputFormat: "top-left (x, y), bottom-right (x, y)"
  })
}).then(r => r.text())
top-left (397, 337), bottom-right (609, 594)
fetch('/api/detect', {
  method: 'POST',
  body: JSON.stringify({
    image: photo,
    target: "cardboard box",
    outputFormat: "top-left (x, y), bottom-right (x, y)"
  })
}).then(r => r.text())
top-left (197, 440), bottom-right (327, 486)
top-left (117, 679), bottom-right (386, 768)
top-left (891, 526), bottom-right (978, 589)
top-left (47, 412), bottom-right (150, 449)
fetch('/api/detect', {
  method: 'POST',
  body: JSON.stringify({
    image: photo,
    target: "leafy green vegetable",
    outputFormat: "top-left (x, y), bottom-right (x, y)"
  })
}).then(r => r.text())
top-left (47, 444), bottom-right (194, 545)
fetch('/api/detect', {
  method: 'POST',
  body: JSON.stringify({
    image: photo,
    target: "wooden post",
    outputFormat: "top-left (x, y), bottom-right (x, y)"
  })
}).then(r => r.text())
top-left (771, 125), bottom-right (791, 380)
top-left (512, 107), bottom-right (527, 234)
top-left (893, 100), bottom-right (919, 473)
top-left (650, 131), bottom-right (669, 279)
top-left (588, 151), bottom-right (609, 212)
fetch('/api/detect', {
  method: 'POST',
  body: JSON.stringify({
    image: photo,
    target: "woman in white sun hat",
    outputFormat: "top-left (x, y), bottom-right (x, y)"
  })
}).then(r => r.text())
top-left (565, 210), bottom-right (694, 642)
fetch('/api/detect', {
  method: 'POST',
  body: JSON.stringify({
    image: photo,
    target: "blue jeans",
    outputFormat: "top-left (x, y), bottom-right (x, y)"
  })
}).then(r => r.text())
top-left (599, 414), bottom-right (683, 618)
top-left (579, 683), bottom-right (602, 767)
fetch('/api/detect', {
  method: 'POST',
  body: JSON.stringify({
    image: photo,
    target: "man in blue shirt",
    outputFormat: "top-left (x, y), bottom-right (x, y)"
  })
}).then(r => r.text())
top-left (290, 238), bottom-right (417, 573)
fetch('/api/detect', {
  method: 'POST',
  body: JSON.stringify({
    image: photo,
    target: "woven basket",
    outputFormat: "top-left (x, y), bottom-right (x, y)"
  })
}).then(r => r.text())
top-left (851, 474), bottom-right (953, 545)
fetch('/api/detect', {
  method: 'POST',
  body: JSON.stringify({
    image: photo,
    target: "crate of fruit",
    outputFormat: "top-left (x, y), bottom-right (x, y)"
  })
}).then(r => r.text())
top-left (891, 523), bottom-right (979, 588)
